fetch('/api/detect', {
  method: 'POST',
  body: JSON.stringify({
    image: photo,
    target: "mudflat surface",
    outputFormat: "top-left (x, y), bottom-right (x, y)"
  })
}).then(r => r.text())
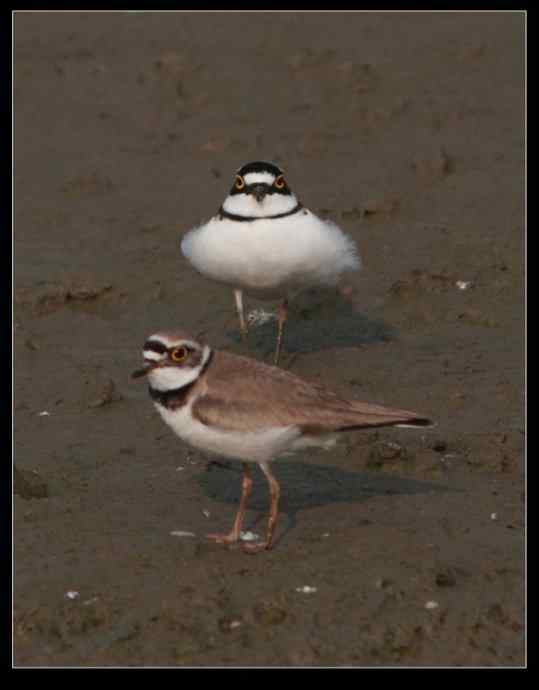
top-left (14, 12), bottom-right (525, 667)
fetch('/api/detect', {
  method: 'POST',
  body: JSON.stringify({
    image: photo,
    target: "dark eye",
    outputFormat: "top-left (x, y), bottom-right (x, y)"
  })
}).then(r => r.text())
top-left (235, 175), bottom-right (245, 190)
top-left (274, 175), bottom-right (286, 190)
top-left (170, 347), bottom-right (188, 362)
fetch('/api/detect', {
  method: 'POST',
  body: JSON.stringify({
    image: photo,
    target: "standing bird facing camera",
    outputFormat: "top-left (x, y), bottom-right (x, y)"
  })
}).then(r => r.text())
top-left (181, 161), bottom-right (361, 364)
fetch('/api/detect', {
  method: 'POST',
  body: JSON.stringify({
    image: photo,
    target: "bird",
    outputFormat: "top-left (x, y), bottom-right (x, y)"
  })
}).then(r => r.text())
top-left (180, 161), bottom-right (361, 365)
top-left (132, 330), bottom-right (432, 553)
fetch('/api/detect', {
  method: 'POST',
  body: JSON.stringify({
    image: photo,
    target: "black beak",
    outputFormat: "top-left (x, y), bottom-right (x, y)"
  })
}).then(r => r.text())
top-left (131, 362), bottom-right (158, 379)
top-left (250, 184), bottom-right (267, 203)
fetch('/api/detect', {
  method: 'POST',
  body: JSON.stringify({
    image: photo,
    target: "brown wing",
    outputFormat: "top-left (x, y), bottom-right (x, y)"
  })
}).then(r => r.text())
top-left (192, 350), bottom-right (431, 432)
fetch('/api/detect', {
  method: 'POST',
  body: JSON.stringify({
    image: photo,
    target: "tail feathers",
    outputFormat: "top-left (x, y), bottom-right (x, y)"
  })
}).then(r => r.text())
top-left (335, 400), bottom-right (433, 431)
top-left (396, 419), bottom-right (435, 429)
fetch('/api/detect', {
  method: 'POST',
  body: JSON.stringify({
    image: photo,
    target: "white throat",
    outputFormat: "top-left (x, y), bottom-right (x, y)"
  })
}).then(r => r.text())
top-left (147, 345), bottom-right (211, 392)
top-left (222, 192), bottom-right (298, 219)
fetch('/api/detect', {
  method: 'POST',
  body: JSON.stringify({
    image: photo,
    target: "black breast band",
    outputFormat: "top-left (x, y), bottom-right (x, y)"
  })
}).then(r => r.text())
top-left (218, 203), bottom-right (303, 222)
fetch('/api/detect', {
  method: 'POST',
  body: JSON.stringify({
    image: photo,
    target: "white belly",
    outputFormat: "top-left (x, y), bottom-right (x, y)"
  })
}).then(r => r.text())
top-left (155, 402), bottom-right (302, 463)
top-left (181, 210), bottom-right (361, 295)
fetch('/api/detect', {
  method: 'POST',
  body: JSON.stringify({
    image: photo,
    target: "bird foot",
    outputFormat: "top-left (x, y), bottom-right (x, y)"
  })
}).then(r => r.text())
top-left (206, 532), bottom-right (240, 546)
top-left (241, 540), bottom-right (271, 554)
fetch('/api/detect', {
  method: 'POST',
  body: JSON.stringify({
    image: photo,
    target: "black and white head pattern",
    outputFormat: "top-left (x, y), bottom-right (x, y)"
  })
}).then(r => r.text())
top-left (140, 333), bottom-right (212, 392)
top-left (219, 161), bottom-right (302, 221)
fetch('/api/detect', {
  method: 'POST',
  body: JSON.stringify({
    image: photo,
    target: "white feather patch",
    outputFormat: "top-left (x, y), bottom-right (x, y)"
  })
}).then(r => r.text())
top-left (143, 350), bottom-right (164, 362)
top-left (221, 191), bottom-right (298, 218)
top-left (242, 171), bottom-right (277, 185)
top-left (181, 209), bottom-right (361, 293)
top-left (147, 334), bottom-right (200, 350)
top-left (156, 402), bottom-right (302, 463)
top-left (148, 366), bottom-right (199, 391)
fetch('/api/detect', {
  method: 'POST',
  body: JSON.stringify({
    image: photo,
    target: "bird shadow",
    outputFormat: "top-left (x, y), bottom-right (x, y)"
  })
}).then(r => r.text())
top-left (224, 288), bottom-right (396, 357)
top-left (198, 459), bottom-right (453, 547)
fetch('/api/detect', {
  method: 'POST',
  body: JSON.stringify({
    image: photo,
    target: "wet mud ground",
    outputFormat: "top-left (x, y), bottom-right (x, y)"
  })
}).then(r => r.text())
top-left (13, 12), bottom-right (525, 666)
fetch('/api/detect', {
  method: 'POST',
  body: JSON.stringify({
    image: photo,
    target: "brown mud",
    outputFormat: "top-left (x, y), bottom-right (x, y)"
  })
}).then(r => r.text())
top-left (14, 12), bottom-right (524, 666)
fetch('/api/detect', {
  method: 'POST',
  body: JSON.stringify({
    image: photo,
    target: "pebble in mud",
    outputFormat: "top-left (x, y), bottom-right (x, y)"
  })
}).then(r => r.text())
top-left (218, 617), bottom-right (243, 633)
top-left (435, 569), bottom-right (457, 588)
top-left (458, 41), bottom-right (486, 61)
top-left (362, 196), bottom-right (400, 217)
top-left (374, 578), bottom-right (395, 593)
top-left (368, 441), bottom-right (405, 467)
top-left (88, 378), bottom-right (123, 408)
top-left (432, 440), bottom-right (448, 453)
top-left (253, 601), bottom-right (288, 626)
top-left (412, 146), bottom-right (453, 179)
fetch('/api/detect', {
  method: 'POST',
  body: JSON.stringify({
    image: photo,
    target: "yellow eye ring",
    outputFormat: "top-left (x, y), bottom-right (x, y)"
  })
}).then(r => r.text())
top-left (235, 175), bottom-right (245, 190)
top-left (170, 347), bottom-right (187, 363)
top-left (274, 175), bottom-right (286, 190)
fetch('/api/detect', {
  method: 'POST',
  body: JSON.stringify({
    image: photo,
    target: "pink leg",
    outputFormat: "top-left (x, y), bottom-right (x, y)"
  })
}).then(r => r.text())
top-left (207, 463), bottom-right (252, 545)
top-left (234, 289), bottom-right (249, 342)
top-left (273, 299), bottom-right (288, 365)
top-left (243, 461), bottom-right (280, 554)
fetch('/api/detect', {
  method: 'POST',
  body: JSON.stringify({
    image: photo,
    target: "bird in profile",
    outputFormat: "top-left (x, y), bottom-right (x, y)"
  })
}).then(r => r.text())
top-left (133, 330), bottom-right (433, 553)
